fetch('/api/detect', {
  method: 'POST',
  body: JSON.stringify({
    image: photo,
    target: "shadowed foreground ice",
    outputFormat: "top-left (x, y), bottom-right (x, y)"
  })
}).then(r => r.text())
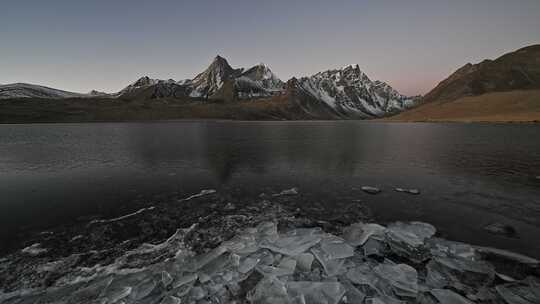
top-left (1, 192), bottom-right (539, 304)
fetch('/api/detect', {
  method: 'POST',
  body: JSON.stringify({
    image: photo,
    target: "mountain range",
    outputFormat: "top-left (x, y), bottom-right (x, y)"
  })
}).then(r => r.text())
top-left (1, 44), bottom-right (539, 122)
top-left (0, 56), bottom-right (417, 119)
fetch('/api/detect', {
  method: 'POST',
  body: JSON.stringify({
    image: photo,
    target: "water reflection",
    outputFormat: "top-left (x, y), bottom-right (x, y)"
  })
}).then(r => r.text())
top-left (1, 121), bottom-right (540, 256)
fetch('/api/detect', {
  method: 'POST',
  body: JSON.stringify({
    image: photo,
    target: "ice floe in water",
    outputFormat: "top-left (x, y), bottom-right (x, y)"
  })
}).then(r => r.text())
top-left (21, 243), bottom-right (48, 255)
top-left (178, 189), bottom-right (217, 202)
top-left (2, 217), bottom-right (539, 304)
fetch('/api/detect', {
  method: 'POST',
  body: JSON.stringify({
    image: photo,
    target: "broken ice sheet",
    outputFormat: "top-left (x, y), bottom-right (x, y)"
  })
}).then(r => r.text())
top-left (426, 256), bottom-right (495, 293)
top-left (260, 228), bottom-right (322, 256)
top-left (171, 273), bottom-right (198, 289)
top-left (249, 276), bottom-right (289, 304)
top-left (160, 295), bottom-right (182, 304)
top-left (294, 252), bottom-right (314, 271)
top-left (427, 238), bottom-right (476, 260)
top-left (387, 222), bottom-right (436, 241)
top-left (287, 281), bottom-right (346, 304)
top-left (363, 238), bottom-right (385, 257)
top-left (343, 222), bottom-right (386, 247)
top-left (257, 257), bottom-right (296, 277)
top-left (184, 245), bottom-right (228, 272)
top-left (495, 277), bottom-right (540, 304)
top-left (385, 222), bottom-right (434, 262)
top-left (342, 280), bottom-right (366, 303)
top-left (374, 263), bottom-right (418, 298)
top-left (431, 289), bottom-right (474, 304)
top-left (238, 256), bottom-right (260, 274)
top-left (130, 277), bottom-right (158, 300)
top-left (320, 234), bottom-right (355, 259)
top-left (311, 246), bottom-right (346, 277)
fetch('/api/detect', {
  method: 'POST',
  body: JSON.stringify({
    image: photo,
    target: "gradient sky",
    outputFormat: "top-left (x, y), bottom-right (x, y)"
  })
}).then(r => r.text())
top-left (1, 0), bottom-right (539, 96)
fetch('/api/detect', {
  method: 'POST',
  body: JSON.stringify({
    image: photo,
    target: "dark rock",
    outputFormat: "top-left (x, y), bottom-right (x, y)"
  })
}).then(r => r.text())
top-left (484, 223), bottom-right (518, 238)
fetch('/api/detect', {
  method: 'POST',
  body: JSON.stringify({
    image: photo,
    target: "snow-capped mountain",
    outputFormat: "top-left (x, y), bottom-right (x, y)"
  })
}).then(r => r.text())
top-left (118, 57), bottom-right (285, 101)
top-left (234, 64), bottom-right (285, 99)
top-left (0, 83), bottom-right (86, 99)
top-left (293, 64), bottom-right (416, 118)
top-left (119, 76), bottom-right (191, 99)
top-left (1, 55), bottom-right (418, 119)
top-left (189, 56), bottom-right (244, 98)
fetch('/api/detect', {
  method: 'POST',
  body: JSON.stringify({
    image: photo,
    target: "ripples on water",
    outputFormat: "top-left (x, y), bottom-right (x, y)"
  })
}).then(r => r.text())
top-left (0, 121), bottom-right (539, 257)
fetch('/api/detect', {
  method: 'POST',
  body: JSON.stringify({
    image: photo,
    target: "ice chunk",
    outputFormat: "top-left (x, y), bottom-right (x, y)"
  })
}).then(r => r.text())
top-left (287, 281), bottom-right (346, 304)
top-left (172, 273), bottom-right (198, 289)
top-left (343, 222), bottom-right (386, 246)
top-left (385, 222), bottom-right (435, 262)
top-left (161, 271), bottom-right (173, 287)
top-left (273, 187), bottom-right (299, 196)
top-left (190, 286), bottom-right (207, 300)
top-left (374, 263), bottom-right (418, 298)
top-left (160, 296), bottom-right (182, 304)
top-left (185, 245), bottom-right (228, 272)
top-left (178, 189), bottom-right (216, 202)
top-left (222, 234), bottom-right (259, 255)
top-left (362, 186), bottom-right (381, 194)
top-left (248, 277), bottom-right (289, 303)
top-left (261, 229), bottom-right (322, 256)
top-left (394, 188), bottom-right (420, 195)
top-left (427, 238), bottom-right (476, 260)
top-left (320, 234), bottom-right (355, 259)
top-left (131, 277), bottom-right (157, 300)
top-left (426, 256), bottom-right (495, 293)
top-left (294, 253), bottom-right (314, 271)
top-left (430, 289), bottom-right (474, 304)
top-left (311, 246), bottom-right (346, 277)
top-left (346, 264), bottom-right (397, 297)
top-left (342, 281), bottom-right (366, 303)
top-left (239, 256), bottom-right (261, 274)
top-left (21, 243), bottom-right (48, 255)
top-left (388, 222), bottom-right (436, 240)
top-left (198, 252), bottom-right (232, 283)
top-left (104, 286), bottom-right (132, 303)
top-left (495, 277), bottom-right (540, 304)
top-left (365, 296), bottom-right (406, 304)
top-left (363, 238), bottom-right (386, 257)
top-left (257, 257), bottom-right (296, 277)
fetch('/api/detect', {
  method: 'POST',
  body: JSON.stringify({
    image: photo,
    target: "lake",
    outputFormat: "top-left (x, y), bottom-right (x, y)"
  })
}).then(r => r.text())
top-left (1, 121), bottom-right (539, 258)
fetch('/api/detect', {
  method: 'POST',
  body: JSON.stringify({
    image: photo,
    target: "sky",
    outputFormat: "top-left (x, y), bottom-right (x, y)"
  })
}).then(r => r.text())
top-left (1, 0), bottom-right (539, 96)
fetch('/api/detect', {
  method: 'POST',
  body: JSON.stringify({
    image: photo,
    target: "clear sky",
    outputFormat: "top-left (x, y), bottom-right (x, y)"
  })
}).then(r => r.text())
top-left (1, 0), bottom-right (539, 96)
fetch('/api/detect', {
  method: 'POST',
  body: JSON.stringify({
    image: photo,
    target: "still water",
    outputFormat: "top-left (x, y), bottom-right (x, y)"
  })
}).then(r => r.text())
top-left (1, 121), bottom-right (539, 257)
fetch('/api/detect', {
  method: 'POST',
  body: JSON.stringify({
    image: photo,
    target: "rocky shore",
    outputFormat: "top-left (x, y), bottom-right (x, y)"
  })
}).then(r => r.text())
top-left (0, 189), bottom-right (538, 304)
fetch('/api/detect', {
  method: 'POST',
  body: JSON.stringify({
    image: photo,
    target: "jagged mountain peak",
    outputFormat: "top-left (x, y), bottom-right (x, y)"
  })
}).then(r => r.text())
top-left (130, 76), bottom-right (159, 88)
top-left (190, 56), bottom-right (243, 98)
top-left (295, 64), bottom-right (415, 117)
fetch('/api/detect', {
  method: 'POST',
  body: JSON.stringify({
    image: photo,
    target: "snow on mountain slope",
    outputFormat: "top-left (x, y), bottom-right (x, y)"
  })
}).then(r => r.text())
top-left (0, 83), bottom-right (86, 99)
top-left (118, 76), bottom-right (192, 99)
top-left (189, 56), bottom-right (244, 98)
top-left (234, 63), bottom-right (285, 99)
top-left (295, 64), bottom-right (416, 117)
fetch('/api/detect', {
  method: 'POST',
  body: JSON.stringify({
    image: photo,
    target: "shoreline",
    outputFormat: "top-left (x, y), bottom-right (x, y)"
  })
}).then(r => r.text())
top-left (1, 118), bottom-right (540, 125)
top-left (1, 188), bottom-right (539, 303)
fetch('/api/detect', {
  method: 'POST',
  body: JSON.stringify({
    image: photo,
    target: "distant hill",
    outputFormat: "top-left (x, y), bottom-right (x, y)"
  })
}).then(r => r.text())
top-left (388, 44), bottom-right (540, 122)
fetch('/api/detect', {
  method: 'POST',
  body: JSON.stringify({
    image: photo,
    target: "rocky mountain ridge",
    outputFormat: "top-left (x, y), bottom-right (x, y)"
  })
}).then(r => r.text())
top-left (0, 55), bottom-right (418, 118)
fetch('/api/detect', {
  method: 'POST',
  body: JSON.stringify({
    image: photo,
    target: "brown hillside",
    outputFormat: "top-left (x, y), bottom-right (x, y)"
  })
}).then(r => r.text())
top-left (386, 90), bottom-right (540, 122)
top-left (422, 44), bottom-right (540, 104)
